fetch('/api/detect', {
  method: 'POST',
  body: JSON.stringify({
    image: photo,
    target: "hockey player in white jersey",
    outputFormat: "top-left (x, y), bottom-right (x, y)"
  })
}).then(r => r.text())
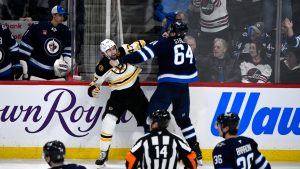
top-left (87, 39), bottom-right (148, 167)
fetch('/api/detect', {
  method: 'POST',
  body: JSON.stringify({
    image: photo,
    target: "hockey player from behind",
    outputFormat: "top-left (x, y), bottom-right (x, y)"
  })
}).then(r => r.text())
top-left (0, 23), bottom-right (23, 80)
top-left (43, 140), bottom-right (87, 169)
top-left (88, 39), bottom-right (148, 167)
top-left (110, 22), bottom-right (203, 165)
top-left (126, 109), bottom-right (197, 169)
top-left (18, 5), bottom-right (71, 80)
top-left (213, 112), bottom-right (271, 169)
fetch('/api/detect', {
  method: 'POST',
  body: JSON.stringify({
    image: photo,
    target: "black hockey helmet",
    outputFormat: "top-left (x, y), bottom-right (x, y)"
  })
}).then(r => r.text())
top-left (43, 140), bottom-right (65, 163)
top-left (216, 112), bottom-right (240, 135)
top-left (151, 109), bottom-right (171, 129)
top-left (169, 22), bottom-right (188, 37)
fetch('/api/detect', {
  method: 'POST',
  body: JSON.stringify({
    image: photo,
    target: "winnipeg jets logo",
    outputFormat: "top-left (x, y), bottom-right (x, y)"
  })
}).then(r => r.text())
top-left (44, 38), bottom-right (61, 57)
top-left (0, 48), bottom-right (5, 64)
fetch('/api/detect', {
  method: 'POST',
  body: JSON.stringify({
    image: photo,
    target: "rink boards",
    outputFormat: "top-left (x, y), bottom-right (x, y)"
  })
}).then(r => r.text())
top-left (0, 82), bottom-right (299, 162)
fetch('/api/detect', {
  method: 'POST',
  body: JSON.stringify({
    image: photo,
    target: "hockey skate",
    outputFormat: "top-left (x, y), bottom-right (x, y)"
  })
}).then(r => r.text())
top-left (192, 142), bottom-right (203, 166)
top-left (95, 151), bottom-right (108, 168)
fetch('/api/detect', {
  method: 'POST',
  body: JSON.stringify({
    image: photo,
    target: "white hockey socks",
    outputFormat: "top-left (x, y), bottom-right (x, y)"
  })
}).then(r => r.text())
top-left (100, 114), bottom-right (118, 152)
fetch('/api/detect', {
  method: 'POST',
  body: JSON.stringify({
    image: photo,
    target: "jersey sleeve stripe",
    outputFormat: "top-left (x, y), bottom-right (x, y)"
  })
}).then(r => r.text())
top-left (255, 154), bottom-right (263, 164)
top-left (258, 160), bottom-right (269, 169)
top-left (9, 42), bottom-right (18, 51)
top-left (19, 48), bottom-right (32, 56)
top-left (143, 46), bottom-right (155, 59)
top-left (137, 50), bottom-right (148, 61)
top-left (20, 41), bottom-right (34, 50)
top-left (131, 139), bottom-right (142, 153)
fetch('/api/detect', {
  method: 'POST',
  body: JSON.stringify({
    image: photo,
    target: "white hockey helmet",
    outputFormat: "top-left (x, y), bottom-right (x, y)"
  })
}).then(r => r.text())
top-left (100, 39), bottom-right (116, 59)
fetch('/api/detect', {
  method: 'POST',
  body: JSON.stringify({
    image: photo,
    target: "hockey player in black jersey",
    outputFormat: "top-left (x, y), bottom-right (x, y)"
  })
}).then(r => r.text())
top-left (19, 5), bottom-right (71, 80)
top-left (43, 140), bottom-right (86, 169)
top-left (110, 21), bottom-right (203, 165)
top-left (213, 112), bottom-right (271, 169)
top-left (126, 109), bottom-right (197, 169)
top-left (0, 24), bottom-right (23, 80)
top-left (87, 39), bottom-right (148, 167)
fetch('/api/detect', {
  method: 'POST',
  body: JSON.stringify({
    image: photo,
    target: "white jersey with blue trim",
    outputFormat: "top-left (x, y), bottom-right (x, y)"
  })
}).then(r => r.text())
top-left (119, 37), bottom-right (199, 83)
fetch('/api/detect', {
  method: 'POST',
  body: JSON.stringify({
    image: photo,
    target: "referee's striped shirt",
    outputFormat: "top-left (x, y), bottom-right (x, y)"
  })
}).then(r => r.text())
top-left (126, 129), bottom-right (197, 169)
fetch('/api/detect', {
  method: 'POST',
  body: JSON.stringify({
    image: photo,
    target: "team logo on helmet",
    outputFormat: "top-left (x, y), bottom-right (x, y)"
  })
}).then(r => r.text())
top-left (44, 38), bottom-right (62, 57)
top-left (0, 48), bottom-right (5, 64)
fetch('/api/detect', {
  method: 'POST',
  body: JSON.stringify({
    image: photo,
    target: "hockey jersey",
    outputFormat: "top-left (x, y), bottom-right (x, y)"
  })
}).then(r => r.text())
top-left (198, 0), bottom-right (229, 33)
top-left (90, 56), bottom-right (142, 91)
top-left (126, 129), bottom-right (197, 169)
top-left (213, 136), bottom-right (271, 169)
top-left (119, 37), bottom-right (199, 83)
top-left (19, 21), bottom-right (71, 79)
top-left (0, 24), bottom-right (19, 79)
top-left (240, 57), bottom-right (272, 83)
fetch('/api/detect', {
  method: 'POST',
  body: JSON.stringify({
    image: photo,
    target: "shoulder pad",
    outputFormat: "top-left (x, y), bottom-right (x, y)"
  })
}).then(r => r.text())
top-left (95, 57), bottom-right (112, 76)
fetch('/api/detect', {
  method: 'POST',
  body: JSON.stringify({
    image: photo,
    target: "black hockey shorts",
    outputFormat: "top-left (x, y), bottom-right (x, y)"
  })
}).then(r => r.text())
top-left (103, 80), bottom-right (148, 126)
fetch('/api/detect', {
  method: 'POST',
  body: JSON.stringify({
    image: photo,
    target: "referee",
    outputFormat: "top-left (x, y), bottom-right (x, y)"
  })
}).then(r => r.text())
top-left (126, 110), bottom-right (197, 169)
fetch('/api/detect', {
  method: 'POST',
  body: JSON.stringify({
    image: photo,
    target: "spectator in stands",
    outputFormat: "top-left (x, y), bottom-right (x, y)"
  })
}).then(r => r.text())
top-left (161, 11), bottom-right (186, 37)
top-left (240, 41), bottom-right (272, 83)
top-left (0, 23), bottom-right (23, 80)
top-left (263, 0), bottom-right (292, 34)
top-left (18, 5), bottom-right (71, 80)
top-left (192, 0), bottom-right (230, 56)
top-left (280, 47), bottom-right (300, 83)
top-left (283, 17), bottom-right (300, 49)
top-left (43, 140), bottom-right (87, 169)
top-left (233, 22), bottom-right (274, 62)
top-left (292, 0), bottom-right (300, 35)
top-left (201, 38), bottom-right (241, 82)
top-left (154, 0), bottom-right (191, 35)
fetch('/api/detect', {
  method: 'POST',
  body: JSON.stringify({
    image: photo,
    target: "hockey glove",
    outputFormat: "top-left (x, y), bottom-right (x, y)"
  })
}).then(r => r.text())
top-left (54, 59), bottom-right (69, 77)
top-left (88, 85), bottom-right (100, 97)
top-left (12, 63), bottom-right (23, 80)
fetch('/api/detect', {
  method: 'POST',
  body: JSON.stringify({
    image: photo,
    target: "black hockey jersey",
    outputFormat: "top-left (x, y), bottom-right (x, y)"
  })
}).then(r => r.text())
top-left (50, 164), bottom-right (86, 169)
top-left (126, 129), bottom-right (197, 169)
top-left (0, 24), bottom-right (19, 79)
top-left (213, 136), bottom-right (271, 169)
top-left (19, 21), bottom-right (71, 79)
top-left (119, 37), bottom-right (199, 83)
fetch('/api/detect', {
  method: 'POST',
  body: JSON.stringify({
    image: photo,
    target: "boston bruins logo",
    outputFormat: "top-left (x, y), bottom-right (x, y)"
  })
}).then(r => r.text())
top-left (44, 38), bottom-right (62, 57)
top-left (112, 64), bottom-right (127, 74)
top-left (0, 48), bottom-right (5, 64)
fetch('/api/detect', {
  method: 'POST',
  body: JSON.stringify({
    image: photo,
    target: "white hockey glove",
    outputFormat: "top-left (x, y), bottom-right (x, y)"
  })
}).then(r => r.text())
top-left (54, 59), bottom-right (70, 77)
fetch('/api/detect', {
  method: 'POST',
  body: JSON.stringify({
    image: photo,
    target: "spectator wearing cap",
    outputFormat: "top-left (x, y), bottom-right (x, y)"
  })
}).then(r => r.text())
top-left (232, 21), bottom-right (273, 62)
top-left (18, 5), bottom-right (71, 80)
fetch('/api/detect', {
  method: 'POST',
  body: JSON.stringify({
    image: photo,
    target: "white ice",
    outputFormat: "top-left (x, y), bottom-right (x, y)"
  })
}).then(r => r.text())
top-left (0, 159), bottom-right (299, 169)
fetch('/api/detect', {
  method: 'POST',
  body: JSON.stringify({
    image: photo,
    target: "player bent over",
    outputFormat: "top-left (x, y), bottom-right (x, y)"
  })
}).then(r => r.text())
top-left (213, 112), bottom-right (271, 169)
top-left (43, 140), bottom-right (86, 169)
top-left (87, 39), bottom-right (148, 167)
top-left (126, 110), bottom-right (197, 169)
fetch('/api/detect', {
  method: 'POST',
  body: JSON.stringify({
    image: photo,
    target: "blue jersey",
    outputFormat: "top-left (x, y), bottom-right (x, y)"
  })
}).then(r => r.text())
top-left (0, 24), bottom-right (19, 79)
top-left (213, 136), bottom-right (271, 169)
top-left (51, 164), bottom-right (87, 169)
top-left (119, 37), bottom-right (198, 83)
top-left (19, 21), bottom-right (71, 79)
